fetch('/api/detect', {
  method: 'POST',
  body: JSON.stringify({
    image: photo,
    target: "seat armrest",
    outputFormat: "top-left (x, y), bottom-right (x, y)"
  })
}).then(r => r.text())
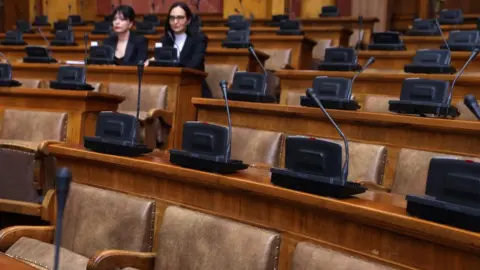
top-left (0, 225), bottom-right (55, 252)
top-left (147, 109), bottom-right (173, 127)
top-left (87, 250), bottom-right (156, 270)
top-left (37, 140), bottom-right (63, 155)
top-left (40, 189), bottom-right (56, 222)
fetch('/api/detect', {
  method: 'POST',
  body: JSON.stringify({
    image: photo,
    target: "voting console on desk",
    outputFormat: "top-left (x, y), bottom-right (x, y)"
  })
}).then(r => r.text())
top-left (408, 19), bottom-right (441, 36)
top-left (49, 66), bottom-right (94, 91)
top-left (367, 32), bottom-right (406, 51)
top-left (318, 47), bottom-right (361, 71)
top-left (406, 158), bottom-right (480, 232)
top-left (441, 31), bottom-right (480, 51)
top-left (404, 49), bottom-right (456, 74)
top-left (0, 63), bottom-right (22, 87)
top-left (300, 77), bottom-right (360, 110)
top-left (227, 72), bottom-right (274, 103)
top-left (277, 20), bottom-right (304, 36)
top-left (1, 31), bottom-right (27, 45)
top-left (91, 21), bottom-right (113, 35)
top-left (23, 46), bottom-right (57, 63)
top-left (319, 5), bottom-right (340, 17)
top-left (149, 47), bottom-right (180, 67)
top-left (87, 45), bottom-right (116, 65)
top-left (51, 30), bottom-right (77, 46)
top-left (135, 21), bottom-right (157, 35)
top-left (265, 14), bottom-right (289, 27)
top-left (143, 14), bottom-right (161, 26)
top-left (271, 136), bottom-right (366, 198)
top-left (222, 30), bottom-right (251, 48)
top-left (438, 9), bottom-right (464, 25)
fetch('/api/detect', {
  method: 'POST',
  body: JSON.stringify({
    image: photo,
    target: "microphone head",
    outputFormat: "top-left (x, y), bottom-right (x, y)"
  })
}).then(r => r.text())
top-left (84, 33), bottom-right (88, 41)
top-left (306, 88), bottom-right (315, 99)
top-left (234, 8), bottom-right (239, 13)
top-left (55, 167), bottom-right (72, 194)
top-left (464, 94), bottom-right (478, 105)
top-left (472, 48), bottom-right (480, 58)
top-left (219, 80), bottom-right (228, 89)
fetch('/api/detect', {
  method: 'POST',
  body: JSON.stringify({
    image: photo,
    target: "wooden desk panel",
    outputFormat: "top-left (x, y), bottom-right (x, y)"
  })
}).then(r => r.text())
top-left (1, 46), bottom-right (268, 72)
top-left (0, 253), bottom-right (37, 270)
top-left (0, 88), bottom-right (124, 144)
top-left (277, 69), bottom-right (480, 106)
top-left (9, 64), bottom-right (206, 148)
top-left (402, 36), bottom-right (443, 50)
top-left (47, 143), bottom-right (480, 270)
top-left (358, 50), bottom-right (480, 72)
top-left (193, 98), bottom-right (480, 187)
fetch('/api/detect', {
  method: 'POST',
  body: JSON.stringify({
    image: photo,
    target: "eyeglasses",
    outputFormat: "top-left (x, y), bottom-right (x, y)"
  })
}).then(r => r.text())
top-left (169, 15), bottom-right (186, 22)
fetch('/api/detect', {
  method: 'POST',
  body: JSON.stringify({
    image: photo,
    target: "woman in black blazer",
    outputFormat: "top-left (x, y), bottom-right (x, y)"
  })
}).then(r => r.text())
top-left (103, 5), bottom-right (148, 66)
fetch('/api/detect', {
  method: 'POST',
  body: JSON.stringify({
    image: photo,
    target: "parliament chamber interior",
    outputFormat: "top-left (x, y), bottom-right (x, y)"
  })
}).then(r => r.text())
top-left (1, 0), bottom-right (480, 269)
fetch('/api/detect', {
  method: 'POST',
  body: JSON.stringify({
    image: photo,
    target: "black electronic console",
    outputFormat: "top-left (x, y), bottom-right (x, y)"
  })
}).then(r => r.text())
top-left (318, 47), bottom-right (361, 71)
top-left (222, 29), bottom-right (251, 48)
top-left (51, 30), bottom-right (77, 46)
top-left (149, 47), bottom-right (180, 67)
top-left (276, 20), bottom-right (304, 36)
top-left (1, 30), bottom-right (27, 45)
top-left (391, 49), bottom-right (479, 117)
top-left (407, 18), bottom-right (441, 36)
top-left (406, 158), bottom-right (480, 232)
top-left (169, 80), bottom-right (248, 174)
top-left (319, 5), bottom-right (339, 17)
top-left (84, 61), bottom-right (153, 157)
top-left (438, 9), bottom-right (464, 25)
top-left (272, 88), bottom-right (366, 198)
top-left (49, 66), bottom-right (94, 90)
top-left (265, 14), bottom-right (288, 26)
top-left (367, 31), bottom-right (405, 51)
top-left (87, 45), bottom-right (115, 65)
top-left (441, 30), bottom-right (480, 51)
top-left (404, 49), bottom-right (456, 74)
top-left (23, 28), bottom-right (57, 63)
top-left (0, 53), bottom-right (22, 87)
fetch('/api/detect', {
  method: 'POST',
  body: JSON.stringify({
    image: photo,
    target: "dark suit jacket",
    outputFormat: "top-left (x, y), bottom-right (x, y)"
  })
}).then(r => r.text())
top-left (103, 32), bottom-right (148, 66)
top-left (159, 32), bottom-right (208, 71)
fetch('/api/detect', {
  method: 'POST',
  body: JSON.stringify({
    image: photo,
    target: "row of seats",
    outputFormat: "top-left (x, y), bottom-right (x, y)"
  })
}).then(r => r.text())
top-left (0, 182), bottom-right (395, 270)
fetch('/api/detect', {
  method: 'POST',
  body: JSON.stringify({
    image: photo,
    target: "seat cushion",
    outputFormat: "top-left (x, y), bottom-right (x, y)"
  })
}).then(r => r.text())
top-left (6, 237), bottom-right (89, 270)
top-left (292, 242), bottom-right (393, 270)
top-left (155, 206), bottom-right (280, 270)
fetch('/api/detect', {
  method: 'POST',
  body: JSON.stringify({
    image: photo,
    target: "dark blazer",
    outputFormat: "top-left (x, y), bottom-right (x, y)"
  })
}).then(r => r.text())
top-left (103, 32), bottom-right (148, 66)
top-left (158, 32), bottom-right (208, 71)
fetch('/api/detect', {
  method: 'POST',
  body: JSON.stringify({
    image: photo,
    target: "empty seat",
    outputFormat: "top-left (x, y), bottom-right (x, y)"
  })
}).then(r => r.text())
top-left (363, 95), bottom-right (398, 113)
top-left (263, 49), bottom-right (292, 70)
top-left (456, 100), bottom-right (478, 121)
top-left (205, 64), bottom-right (238, 99)
top-left (292, 242), bottom-right (394, 270)
top-left (17, 79), bottom-right (44, 88)
top-left (391, 148), bottom-right (480, 195)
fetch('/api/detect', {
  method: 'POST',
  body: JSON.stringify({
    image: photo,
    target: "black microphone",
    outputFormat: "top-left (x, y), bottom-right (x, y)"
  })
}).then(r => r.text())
top-left (464, 94), bottom-right (480, 120)
top-left (351, 56), bottom-right (375, 86)
top-left (37, 27), bottom-right (50, 50)
top-left (68, 4), bottom-right (72, 15)
top-left (219, 80), bottom-right (232, 162)
top-left (306, 88), bottom-right (349, 184)
top-left (53, 167), bottom-right (72, 270)
top-left (250, 12), bottom-right (254, 21)
top-left (133, 60), bottom-right (144, 144)
top-left (355, 16), bottom-right (363, 52)
top-left (248, 46), bottom-right (268, 93)
top-left (435, 18), bottom-right (451, 53)
top-left (447, 48), bottom-right (479, 105)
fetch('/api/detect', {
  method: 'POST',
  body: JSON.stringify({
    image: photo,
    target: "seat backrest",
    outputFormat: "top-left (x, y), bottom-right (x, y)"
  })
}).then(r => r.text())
top-left (108, 83), bottom-right (167, 118)
top-left (392, 148), bottom-right (480, 195)
top-left (155, 206), bottom-right (280, 270)
top-left (312, 39), bottom-right (332, 61)
top-left (349, 29), bottom-right (364, 47)
top-left (292, 242), bottom-right (394, 270)
top-left (363, 95), bottom-right (398, 113)
top-left (262, 49), bottom-right (292, 70)
top-left (18, 79), bottom-right (43, 88)
top-left (231, 126), bottom-right (283, 167)
top-left (61, 182), bottom-right (156, 258)
top-left (456, 100), bottom-right (478, 121)
top-left (286, 91), bottom-right (303, 106)
top-left (0, 109), bottom-right (67, 142)
top-left (205, 64), bottom-right (238, 99)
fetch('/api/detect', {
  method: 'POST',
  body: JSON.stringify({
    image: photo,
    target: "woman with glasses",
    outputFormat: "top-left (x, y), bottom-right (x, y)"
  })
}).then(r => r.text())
top-left (103, 5), bottom-right (148, 65)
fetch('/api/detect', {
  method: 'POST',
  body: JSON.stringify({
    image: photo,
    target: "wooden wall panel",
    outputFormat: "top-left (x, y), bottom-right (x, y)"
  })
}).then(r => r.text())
top-left (4, 0), bottom-right (35, 31)
top-left (352, 0), bottom-right (389, 31)
top-left (301, 0), bottom-right (335, 18)
top-left (444, 0), bottom-right (480, 14)
top-left (336, 0), bottom-right (351, 16)
top-left (223, 0), bottom-right (271, 19)
top-left (97, 0), bottom-right (222, 15)
top-left (0, 0), bottom-right (4, 32)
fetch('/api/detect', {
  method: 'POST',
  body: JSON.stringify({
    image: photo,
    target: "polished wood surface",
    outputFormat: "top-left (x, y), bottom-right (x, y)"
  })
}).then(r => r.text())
top-left (0, 87), bottom-right (124, 144)
top-left (402, 36), bottom-right (443, 50)
top-left (8, 64), bottom-right (206, 148)
top-left (276, 69), bottom-right (480, 106)
top-left (47, 143), bottom-right (480, 270)
top-left (0, 46), bottom-right (269, 72)
top-left (193, 98), bottom-right (480, 187)
top-left (0, 253), bottom-right (37, 270)
top-left (359, 50), bottom-right (480, 72)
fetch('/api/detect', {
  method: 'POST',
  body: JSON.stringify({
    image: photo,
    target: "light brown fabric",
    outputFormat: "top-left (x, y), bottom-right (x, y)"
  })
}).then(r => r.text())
top-left (155, 206), bottom-right (280, 270)
top-left (456, 101), bottom-right (477, 121)
top-left (292, 242), bottom-right (393, 270)
top-left (392, 149), bottom-right (480, 195)
top-left (286, 92), bottom-right (303, 106)
top-left (312, 39), bottom-right (332, 61)
top-left (205, 64), bottom-right (238, 99)
top-left (262, 49), bottom-right (292, 70)
top-left (61, 183), bottom-right (156, 258)
top-left (108, 83), bottom-right (167, 113)
top-left (0, 147), bottom-right (38, 202)
top-left (18, 79), bottom-right (43, 89)
top-left (363, 95), bottom-right (398, 113)
top-left (6, 237), bottom-right (89, 270)
top-left (231, 126), bottom-right (283, 167)
top-left (0, 140), bottom-right (40, 151)
top-left (0, 109), bottom-right (67, 142)
top-left (349, 29), bottom-right (364, 47)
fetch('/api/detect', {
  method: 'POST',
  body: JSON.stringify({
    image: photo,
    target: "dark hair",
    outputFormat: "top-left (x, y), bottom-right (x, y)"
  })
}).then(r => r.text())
top-left (111, 5), bottom-right (136, 22)
top-left (165, 2), bottom-right (195, 36)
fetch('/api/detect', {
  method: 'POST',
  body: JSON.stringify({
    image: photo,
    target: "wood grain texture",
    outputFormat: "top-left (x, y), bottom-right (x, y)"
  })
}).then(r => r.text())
top-left (96, 0), bottom-right (223, 15)
top-left (301, 0), bottom-right (335, 18)
top-left (0, 253), bottom-right (38, 270)
top-left (47, 143), bottom-right (480, 270)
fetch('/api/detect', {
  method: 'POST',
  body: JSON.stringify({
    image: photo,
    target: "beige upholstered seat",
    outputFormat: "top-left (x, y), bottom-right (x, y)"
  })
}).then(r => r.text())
top-left (391, 148), bottom-right (480, 195)
top-left (263, 49), bottom-right (292, 70)
top-left (349, 29), bottom-right (364, 47)
top-left (456, 101), bottom-right (478, 121)
top-left (205, 64), bottom-right (238, 99)
top-left (292, 242), bottom-right (394, 270)
top-left (312, 39), bottom-right (332, 62)
top-left (154, 206), bottom-right (280, 270)
top-left (4, 182), bottom-right (156, 270)
top-left (0, 109), bottom-right (67, 202)
top-left (17, 78), bottom-right (44, 88)
top-left (231, 126), bottom-right (283, 167)
top-left (108, 83), bottom-right (168, 147)
top-left (363, 95), bottom-right (398, 113)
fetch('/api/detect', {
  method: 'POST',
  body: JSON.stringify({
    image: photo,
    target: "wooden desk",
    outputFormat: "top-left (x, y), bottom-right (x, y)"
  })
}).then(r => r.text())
top-left (0, 46), bottom-right (269, 72)
top-left (392, 14), bottom-right (480, 32)
top-left (47, 143), bottom-right (480, 270)
top-left (0, 88), bottom-right (124, 144)
top-left (276, 69), bottom-right (480, 105)
top-left (402, 36), bottom-right (443, 50)
top-left (9, 64), bottom-right (206, 148)
top-left (193, 98), bottom-right (480, 187)
top-left (408, 24), bottom-right (478, 34)
top-left (208, 35), bottom-right (317, 70)
top-left (0, 253), bottom-right (37, 270)
top-left (358, 50), bottom-right (480, 72)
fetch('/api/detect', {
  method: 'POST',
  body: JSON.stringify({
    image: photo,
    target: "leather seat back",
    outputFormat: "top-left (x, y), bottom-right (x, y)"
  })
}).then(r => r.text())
top-left (263, 49), bottom-right (292, 70)
top-left (155, 206), bottom-right (280, 270)
top-left (61, 183), bottom-right (156, 258)
top-left (363, 95), bottom-right (397, 113)
top-left (205, 64), bottom-right (238, 99)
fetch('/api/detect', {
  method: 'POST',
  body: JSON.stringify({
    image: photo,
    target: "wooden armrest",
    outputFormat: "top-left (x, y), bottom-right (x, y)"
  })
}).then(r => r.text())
top-left (147, 109), bottom-right (173, 126)
top-left (0, 225), bottom-right (55, 252)
top-left (0, 190), bottom-right (54, 220)
top-left (359, 181), bottom-right (392, 192)
top-left (40, 190), bottom-right (56, 222)
top-left (37, 140), bottom-right (63, 155)
top-left (87, 250), bottom-right (156, 270)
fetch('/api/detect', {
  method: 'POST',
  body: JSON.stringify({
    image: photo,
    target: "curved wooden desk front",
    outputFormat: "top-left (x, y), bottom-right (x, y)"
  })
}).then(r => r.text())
top-left (0, 253), bottom-right (38, 270)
